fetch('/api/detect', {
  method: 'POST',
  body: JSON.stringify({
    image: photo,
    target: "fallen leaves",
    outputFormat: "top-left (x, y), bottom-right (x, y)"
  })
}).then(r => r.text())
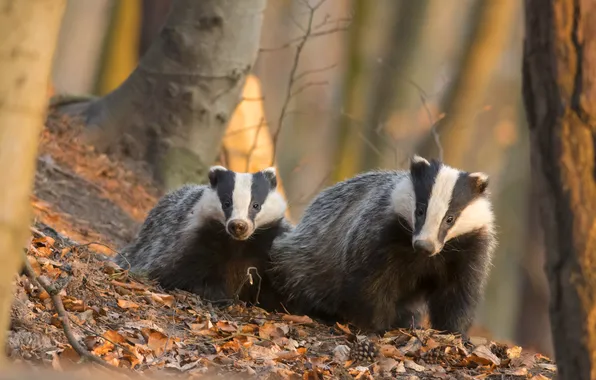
top-left (14, 222), bottom-right (558, 379)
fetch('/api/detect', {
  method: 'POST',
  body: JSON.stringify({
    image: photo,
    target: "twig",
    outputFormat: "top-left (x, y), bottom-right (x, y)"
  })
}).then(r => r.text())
top-left (233, 266), bottom-right (262, 306)
top-left (22, 253), bottom-right (122, 372)
top-left (259, 26), bottom-right (350, 53)
top-left (293, 63), bottom-right (338, 82)
top-left (270, 0), bottom-right (328, 166)
top-left (290, 80), bottom-right (329, 98)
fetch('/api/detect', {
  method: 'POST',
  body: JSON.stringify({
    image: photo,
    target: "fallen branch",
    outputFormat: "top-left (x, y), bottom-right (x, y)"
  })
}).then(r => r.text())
top-left (21, 252), bottom-right (123, 372)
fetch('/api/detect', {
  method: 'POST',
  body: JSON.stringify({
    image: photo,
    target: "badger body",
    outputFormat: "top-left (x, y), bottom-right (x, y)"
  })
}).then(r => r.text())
top-left (270, 156), bottom-right (496, 335)
top-left (116, 166), bottom-right (292, 311)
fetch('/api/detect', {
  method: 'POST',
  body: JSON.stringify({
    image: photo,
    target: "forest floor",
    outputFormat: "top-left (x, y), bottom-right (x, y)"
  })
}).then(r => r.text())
top-left (8, 111), bottom-right (557, 379)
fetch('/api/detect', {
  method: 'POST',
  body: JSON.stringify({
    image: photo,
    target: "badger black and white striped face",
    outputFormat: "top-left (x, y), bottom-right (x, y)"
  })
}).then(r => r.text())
top-left (207, 166), bottom-right (287, 241)
top-left (404, 155), bottom-right (494, 256)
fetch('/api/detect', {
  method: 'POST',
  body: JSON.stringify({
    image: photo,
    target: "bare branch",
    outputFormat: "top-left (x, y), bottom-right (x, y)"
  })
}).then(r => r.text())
top-left (290, 80), bottom-right (329, 98)
top-left (22, 253), bottom-right (123, 372)
top-left (293, 63), bottom-right (338, 82)
top-left (270, 0), bottom-right (329, 166)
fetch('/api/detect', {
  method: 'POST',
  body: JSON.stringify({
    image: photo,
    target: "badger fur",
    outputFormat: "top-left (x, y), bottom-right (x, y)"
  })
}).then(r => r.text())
top-left (115, 166), bottom-right (292, 311)
top-left (270, 155), bottom-right (496, 335)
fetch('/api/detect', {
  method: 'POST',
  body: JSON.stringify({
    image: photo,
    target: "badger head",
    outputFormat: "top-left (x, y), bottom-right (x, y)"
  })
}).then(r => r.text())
top-left (207, 165), bottom-right (287, 241)
top-left (403, 155), bottom-right (494, 256)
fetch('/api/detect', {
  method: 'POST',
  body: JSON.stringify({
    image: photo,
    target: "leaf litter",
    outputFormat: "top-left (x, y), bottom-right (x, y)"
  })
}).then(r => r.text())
top-left (10, 114), bottom-right (558, 378)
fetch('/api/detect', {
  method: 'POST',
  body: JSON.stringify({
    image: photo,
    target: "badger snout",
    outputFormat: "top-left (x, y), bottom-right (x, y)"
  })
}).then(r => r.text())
top-left (227, 219), bottom-right (253, 240)
top-left (413, 239), bottom-right (439, 256)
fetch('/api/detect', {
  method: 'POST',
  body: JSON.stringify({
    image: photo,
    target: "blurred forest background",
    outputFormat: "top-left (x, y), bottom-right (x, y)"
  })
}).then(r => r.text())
top-left (48, 0), bottom-right (546, 358)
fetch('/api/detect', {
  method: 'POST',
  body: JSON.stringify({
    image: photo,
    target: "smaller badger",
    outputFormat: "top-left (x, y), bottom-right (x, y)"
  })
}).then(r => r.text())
top-left (270, 155), bottom-right (497, 335)
top-left (115, 166), bottom-right (292, 310)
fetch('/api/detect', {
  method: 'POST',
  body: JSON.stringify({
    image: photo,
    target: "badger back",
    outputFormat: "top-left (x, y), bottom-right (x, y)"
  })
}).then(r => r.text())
top-left (407, 155), bottom-right (496, 256)
top-left (207, 166), bottom-right (287, 240)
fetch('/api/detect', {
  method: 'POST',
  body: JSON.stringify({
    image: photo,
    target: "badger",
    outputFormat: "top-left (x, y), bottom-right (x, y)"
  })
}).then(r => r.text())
top-left (115, 166), bottom-right (292, 311)
top-left (269, 155), bottom-right (496, 335)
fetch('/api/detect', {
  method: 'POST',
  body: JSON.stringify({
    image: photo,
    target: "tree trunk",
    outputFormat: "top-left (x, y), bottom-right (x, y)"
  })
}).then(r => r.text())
top-left (0, 0), bottom-right (66, 365)
top-left (59, 0), bottom-right (267, 189)
top-left (523, 0), bottom-right (596, 378)
top-left (361, 0), bottom-right (429, 170)
top-left (139, 0), bottom-right (173, 58)
top-left (418, 0), bottom-right (517, 164)
top-left (51, 0), bottom-right (113, 94)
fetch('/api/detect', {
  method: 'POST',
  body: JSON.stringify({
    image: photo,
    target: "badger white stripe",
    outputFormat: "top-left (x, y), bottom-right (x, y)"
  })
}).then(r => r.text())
top-left (414, 165), bottom-right (460, 245)
top-left (185, 187), bottom-right (225, 233)
top-left (446, 197), bottom-right (495, 241)
top-left (255, 191), bottom-right (287, 227)
top-left (391, 175), bottom-right (415, 229)
top-left (231, 173), bottom-right (253, 225)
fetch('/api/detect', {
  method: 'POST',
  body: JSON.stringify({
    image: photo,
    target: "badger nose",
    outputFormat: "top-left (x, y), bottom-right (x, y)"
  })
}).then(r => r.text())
top-left (413, 239), bottom-right (436, 255)
top-left (228, 220), bottom-right (249, 236)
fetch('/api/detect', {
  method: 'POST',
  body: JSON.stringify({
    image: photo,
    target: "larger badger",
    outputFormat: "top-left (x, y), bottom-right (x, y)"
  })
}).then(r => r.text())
top-left (115, 166), bottom-right (292, 311)
top-left (270, 155), bottom-right (496, 335)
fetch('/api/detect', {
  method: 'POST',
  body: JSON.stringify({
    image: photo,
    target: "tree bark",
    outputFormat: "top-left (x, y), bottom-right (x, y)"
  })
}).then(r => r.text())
top-left (59, 0), bottom-right (267, 189)
top-left (523, 0), bottom-right (596, 378)
top-left (0, 0), bottom-right (66, 366)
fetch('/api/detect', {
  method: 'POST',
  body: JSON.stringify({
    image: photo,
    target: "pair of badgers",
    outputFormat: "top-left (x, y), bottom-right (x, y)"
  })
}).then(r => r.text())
top-left (116, 155), bottom-right (496, 336)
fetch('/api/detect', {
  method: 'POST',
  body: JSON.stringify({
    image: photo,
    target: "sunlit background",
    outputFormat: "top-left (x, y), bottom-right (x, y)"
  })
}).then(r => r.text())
top-left (50, 0), bottom-right (546, 356)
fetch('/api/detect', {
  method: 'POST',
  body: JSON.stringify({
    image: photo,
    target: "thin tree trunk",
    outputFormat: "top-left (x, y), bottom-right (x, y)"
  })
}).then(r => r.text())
top-left (51, 0), bottom-right (113, 95)
top-left (418, 0), bottom-right (517, 165)
top-left (523, 0), bottom-right (596, 378)
top-left (58, 0), bottom-right (267, 190)
top-left (0, 0), bottom-right (66, 366)
top-left (332, 0), bottom-right (370, 182)
top-left (361, 0), bottom-right (429, 170)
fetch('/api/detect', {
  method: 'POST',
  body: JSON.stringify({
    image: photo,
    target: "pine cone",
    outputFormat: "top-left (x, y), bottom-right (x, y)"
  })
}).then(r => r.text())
top-left (349, 337), bottom-right (377, 362)
top-left (423, 347), bottom-right (446, 365)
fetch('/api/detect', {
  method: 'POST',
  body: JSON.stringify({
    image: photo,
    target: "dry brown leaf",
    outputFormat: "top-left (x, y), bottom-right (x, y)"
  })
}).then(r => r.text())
top-left (241, 324), bottom-right (259, 334)
top-left (249, 344), bottom-right (280, 361)
top-left (400, 336), bottom-right (422, 355)
top-left (62, 297), bottom-right (85, 312)
top-left (27, 256), bottom-right (42, 276)
top-left (538, 363), bottom-right (557, 371)
top-left (259, 322), bottom-right (287, 340)
top-left (511, 352), bottom-right (536, 368)
top-left (216, 320), bottom-right (238, 333)
top-left (275, 350), bottom-right (302, 360)
top-left (404, 359), bottom-right (426, 372)
top-left (117, 299), bottom-right (140, 309)
top-left (378, 357), bottom-right (398, 372)
top-left (467, 345), bottom-right (501, 366)
top-left (36, 246), bottom-right (53, 257)
top-left (92, 339), bottom-right (115, 355)
top-left (104, 329), bottom-right (128, 345)
top-left (32, 236), bottom-right (56, 247)
top-left (380, 344), bottom-right (404, 359)
top-left (147, 331), bottom-right (171, 356)
top-left (394, 361), bottom-right (406, 373)
top-left (335, 322), bottom-right (352, 335)
top-left (281, 314), bottom-right (314, 324)
top-left (150, 292), bottom-right (175, 307)
top-left (111, 280), bottom-right (147, 291)
top-left (529, 375), bottom-right (549, 380)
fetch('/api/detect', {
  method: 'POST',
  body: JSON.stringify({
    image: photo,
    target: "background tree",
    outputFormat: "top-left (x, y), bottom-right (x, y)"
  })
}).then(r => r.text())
top-left (0, 0), bottom-right (66, 365)
top-left (56, 0), bottom-right (268, 189)
top-left (523, 0), bottom-right (596, 378)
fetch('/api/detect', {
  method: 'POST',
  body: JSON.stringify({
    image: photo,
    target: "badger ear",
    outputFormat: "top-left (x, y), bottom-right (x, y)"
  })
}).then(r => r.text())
top-left (262, 167), bottom-right (278, 189)
top-left (469, 172), bottom-right (489, 195)
top-left (208, 165), bottom-right (227, 188)
top-left (409, 154), bottom-right (430, 173)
